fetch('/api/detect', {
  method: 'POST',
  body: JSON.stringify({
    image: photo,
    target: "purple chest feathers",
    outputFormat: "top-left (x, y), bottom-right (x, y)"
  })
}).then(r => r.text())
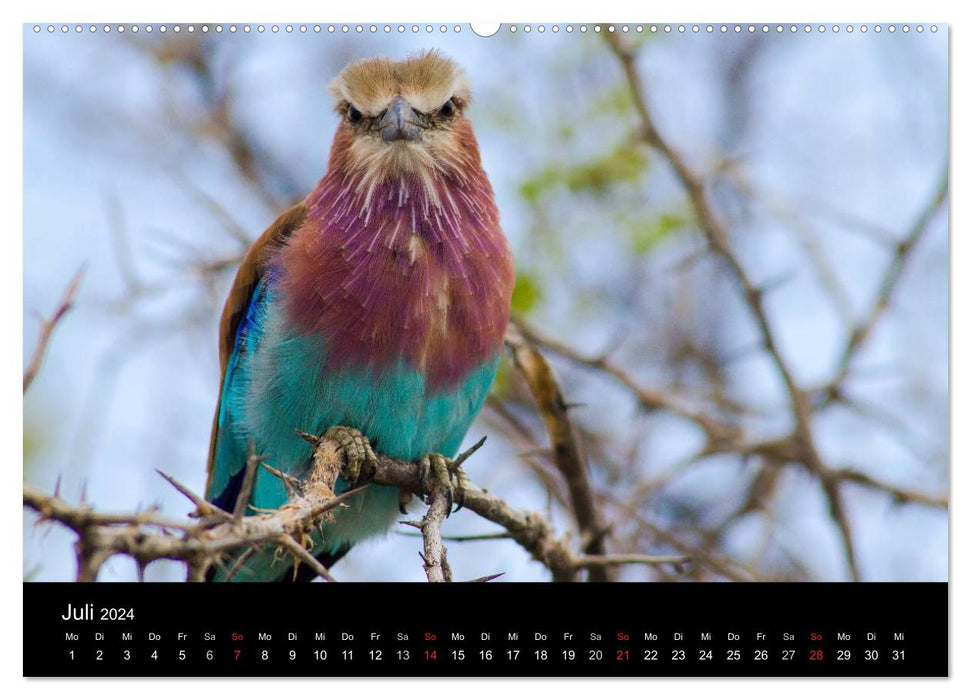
top-left (277, 173), bottom-right (514, 391)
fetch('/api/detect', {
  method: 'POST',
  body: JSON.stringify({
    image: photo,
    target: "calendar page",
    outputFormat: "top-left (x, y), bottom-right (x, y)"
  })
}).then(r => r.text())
top-left (22, 20), bottom-right (948, 678)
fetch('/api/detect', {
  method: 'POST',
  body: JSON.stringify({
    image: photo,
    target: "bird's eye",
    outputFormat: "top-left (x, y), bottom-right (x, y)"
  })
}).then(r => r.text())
top-left (347, 106), bottom-right (363, 123)
top-left (438, 99), bottom-right (455, 117)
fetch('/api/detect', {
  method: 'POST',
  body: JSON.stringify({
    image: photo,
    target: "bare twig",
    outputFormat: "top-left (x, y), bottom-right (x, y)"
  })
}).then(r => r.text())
top-left (233, 449), bottom-right (262, 522)
top-left (277, 534), bottom-right (337, 583)
top-left (23, 267), bottom-right (85, 392)
top-left (222, 546), bottom-right (258, 582)
top-left (464, 573), bottom-right (505, 583)
top-left (155, 470), bottom-right (229, 522)
top-left (419, 477), bottom-right (452, 584)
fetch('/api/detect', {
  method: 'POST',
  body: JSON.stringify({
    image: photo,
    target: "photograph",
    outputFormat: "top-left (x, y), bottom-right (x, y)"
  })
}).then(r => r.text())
top-left (23, 23), bottom-right (947, 590)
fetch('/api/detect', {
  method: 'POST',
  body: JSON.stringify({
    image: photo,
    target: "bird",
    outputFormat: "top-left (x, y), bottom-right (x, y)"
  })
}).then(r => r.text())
top-left (204, 50), bottom-right (514, 581)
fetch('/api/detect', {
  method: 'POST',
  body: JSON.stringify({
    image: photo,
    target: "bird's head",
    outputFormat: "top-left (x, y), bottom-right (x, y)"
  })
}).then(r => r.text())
top-left (327, 51), bottom-right (478, 189)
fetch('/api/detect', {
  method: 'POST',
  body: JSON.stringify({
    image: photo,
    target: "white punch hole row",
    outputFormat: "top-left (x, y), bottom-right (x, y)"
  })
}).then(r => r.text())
top-left (31, 23), bottom-right (941, 35)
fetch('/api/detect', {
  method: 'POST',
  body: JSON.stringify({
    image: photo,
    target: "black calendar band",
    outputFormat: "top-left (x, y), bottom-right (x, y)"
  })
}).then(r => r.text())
top-left (24, 582), bottom-right (947, 677)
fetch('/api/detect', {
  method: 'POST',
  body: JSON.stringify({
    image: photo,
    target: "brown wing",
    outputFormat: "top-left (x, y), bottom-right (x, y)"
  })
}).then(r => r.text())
top-left (205, 202), bottom-right (308, 495)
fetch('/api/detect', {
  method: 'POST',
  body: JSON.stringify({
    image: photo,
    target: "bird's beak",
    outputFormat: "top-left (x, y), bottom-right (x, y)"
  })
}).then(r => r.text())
top-left (375, 96), bottom-right (425, 142)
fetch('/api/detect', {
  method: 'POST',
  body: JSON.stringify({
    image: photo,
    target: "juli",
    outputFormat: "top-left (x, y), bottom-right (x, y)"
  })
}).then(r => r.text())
top-left (61, 602), bottom-right (94, 621)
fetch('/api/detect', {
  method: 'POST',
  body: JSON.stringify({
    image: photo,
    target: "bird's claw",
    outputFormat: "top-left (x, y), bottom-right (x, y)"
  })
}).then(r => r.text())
top-left (323, 425), bottom-right (377, 486)
top-left (398, 489), bottom-right (413, 515)
top-left (417, 453), bottom-right (469, 516)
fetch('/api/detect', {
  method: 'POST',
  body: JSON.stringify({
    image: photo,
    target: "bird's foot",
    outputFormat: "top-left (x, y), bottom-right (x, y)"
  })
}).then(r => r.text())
top-left (416, 452), bottom-right (470, 516)
top-left (323, 425), bottom-right (377, 486)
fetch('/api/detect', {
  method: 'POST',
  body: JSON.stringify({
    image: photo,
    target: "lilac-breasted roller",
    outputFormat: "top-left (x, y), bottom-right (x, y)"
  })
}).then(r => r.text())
top-left (205, 51), bottom-right (514, 581)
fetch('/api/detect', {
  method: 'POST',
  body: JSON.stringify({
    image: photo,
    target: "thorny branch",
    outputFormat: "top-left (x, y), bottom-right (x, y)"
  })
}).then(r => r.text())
top-left (23, 430), bottom-right (688, 583)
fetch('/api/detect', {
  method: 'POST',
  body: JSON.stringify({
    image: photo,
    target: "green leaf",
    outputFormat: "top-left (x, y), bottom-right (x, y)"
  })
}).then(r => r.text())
top-left (591, 84), bottom-right (635, 118)
top-left (628, 212), bottom-right (688, 256)
top-left (563, 144), bottom-right (647, 195)
top-left (511, 272), bottom-right (543, 315)
top-left (490, 357), bottom-right (512, 398)
top-left (519, 143), bottom-right (648, 206)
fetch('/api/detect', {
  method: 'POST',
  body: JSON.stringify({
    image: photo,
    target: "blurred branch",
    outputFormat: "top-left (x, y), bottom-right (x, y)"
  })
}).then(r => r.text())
top-left (135, 35), bottom-right (302, 212)
top-left (834, 391), bottom-right (944, 466)
top-left (606, 32), bottom-right (863, 579)
top-left (396, 530), bottom-right (513, 542)
top-left (23, 267), bottom-right (85, 393)
top-left (505, 323), bottom-right (612, 581)
top-left (105, 193), bottom-right (144, 297)
top-left (514, 317), bottom-right (746, 455)
top-left (573, 553), bottom-right (690, 571)
top-left (605, 35), bottom-right (812, 434)
top-left (830, 467), bottom-right (947, 509)
top-left (630, 511), bottom-right (765, 582)
top-left (826, 171), bottom-right (949, 394)
top-left (172, 172), bottom-right (256, 248)
top-left (483, 395), bottom-right (573, 512)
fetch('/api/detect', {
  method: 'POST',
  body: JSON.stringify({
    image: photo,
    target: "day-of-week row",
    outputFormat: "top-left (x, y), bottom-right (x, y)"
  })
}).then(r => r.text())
top-left (62, 630), bottom-right (907, 643)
